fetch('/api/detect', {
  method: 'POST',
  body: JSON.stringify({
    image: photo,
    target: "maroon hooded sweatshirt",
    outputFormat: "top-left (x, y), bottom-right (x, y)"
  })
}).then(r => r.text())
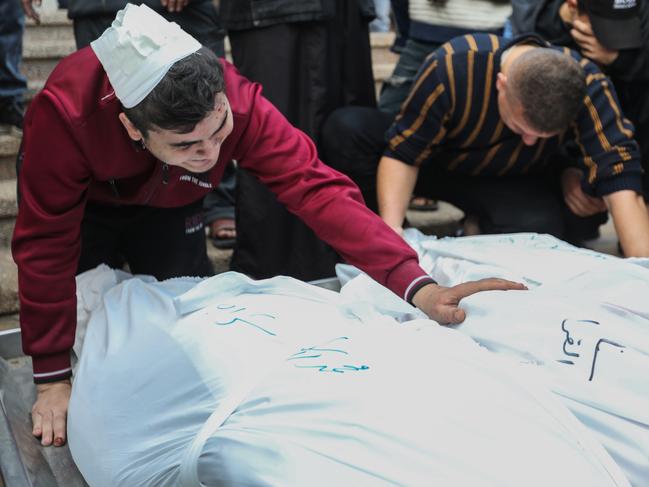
top-left (12, 49), bottom-right (434, 382)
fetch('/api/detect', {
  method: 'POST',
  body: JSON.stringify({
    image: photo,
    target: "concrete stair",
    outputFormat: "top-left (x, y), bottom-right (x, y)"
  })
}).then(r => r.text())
top-left (0, 179), bottom-right (17, 247)
top-left (0, 179), bottom-right (18, 316)
top-left (0, 135), bottom-right (19, 181)
top-left (22, 10), bottom-right (75, 104)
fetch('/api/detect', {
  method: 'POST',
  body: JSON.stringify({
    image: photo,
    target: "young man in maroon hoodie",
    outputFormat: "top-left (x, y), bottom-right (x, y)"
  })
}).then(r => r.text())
top-left (12, 4), bottom-right (524, 447)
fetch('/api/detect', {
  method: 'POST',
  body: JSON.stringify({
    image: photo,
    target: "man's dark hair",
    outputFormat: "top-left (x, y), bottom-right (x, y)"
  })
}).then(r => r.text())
top-left (123, 46), bottom-right (225, 137)
top-left (508, 48), bottom-right (587, 134)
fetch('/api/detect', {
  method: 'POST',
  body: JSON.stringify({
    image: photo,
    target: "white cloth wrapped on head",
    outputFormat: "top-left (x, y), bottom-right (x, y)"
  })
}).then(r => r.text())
top-left (90, 3), bottom-right (201, 108)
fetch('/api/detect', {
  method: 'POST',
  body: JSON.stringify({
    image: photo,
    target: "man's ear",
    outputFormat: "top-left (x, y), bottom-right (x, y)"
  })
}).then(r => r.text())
top-left (118, 113), bottom-right (144, 142)
top-left (496, 72), bottom-right (507, 93)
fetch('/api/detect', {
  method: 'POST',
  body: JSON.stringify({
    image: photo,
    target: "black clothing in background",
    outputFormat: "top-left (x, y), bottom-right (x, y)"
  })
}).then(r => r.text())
top-left (69, 0), bottom-right (225, 55)
top-left (221, 0), bottom-right (377, 281)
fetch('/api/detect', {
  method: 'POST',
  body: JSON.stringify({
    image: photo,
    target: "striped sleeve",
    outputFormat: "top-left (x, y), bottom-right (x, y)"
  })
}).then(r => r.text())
top-left (384, 49), bottom-right (452, 166)
top-left (571, 60), bottom-right (643, 197)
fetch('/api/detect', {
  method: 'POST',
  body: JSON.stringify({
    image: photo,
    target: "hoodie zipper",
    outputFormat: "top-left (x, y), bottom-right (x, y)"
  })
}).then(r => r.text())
top-left (110, 162), bottom-right (170, 205)
top-left (141, 162), bottom-right (170, 205)
top-left (162, 163), bottom-right (169, 185)
top-left (108, 179), bottom-right (120, 198)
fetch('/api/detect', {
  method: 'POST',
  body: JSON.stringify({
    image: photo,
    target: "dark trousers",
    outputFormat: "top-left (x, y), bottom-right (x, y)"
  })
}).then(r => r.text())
top-left (322, 106), bottom-right (607, 242)
top-left (229, 0), bottom-right (377, 281)
top-left (72, 2), bottom-right (225, 55)
top-left (77, 200), bottom-right (214, 279)
top-left (632, 115), bottom-right (649, 200)
top-left (378, 38), bottom-right (442, 117)
top-left (0, 0), bottom-right (27, 101)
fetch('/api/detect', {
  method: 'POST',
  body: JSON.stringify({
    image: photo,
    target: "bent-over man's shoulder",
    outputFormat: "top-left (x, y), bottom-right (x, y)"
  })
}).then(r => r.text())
top-left (32, 47), bottom-right (113, 126)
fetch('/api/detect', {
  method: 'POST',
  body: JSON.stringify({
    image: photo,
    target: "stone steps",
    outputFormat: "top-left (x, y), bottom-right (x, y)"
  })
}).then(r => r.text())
top-left (0, 178), bottom-right (17, 318)
top-left (0, 179), bottom-right (17, 249)
top-left (20, 11), bottom-right (75, 88)
top-left (21, 40), bottom-right (75, 85)
top-left (0, 249), bottom-right (18, 316)
top-left (0, 135), bottom-right (20, 181)
top-left (0, 312), bottom-right (19, 332)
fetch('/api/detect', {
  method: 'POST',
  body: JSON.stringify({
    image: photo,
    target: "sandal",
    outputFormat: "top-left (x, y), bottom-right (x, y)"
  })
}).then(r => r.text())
top-left (209, 218), bottom-right (236, 249)
top-left (408, 196), bottom-right (439, 211)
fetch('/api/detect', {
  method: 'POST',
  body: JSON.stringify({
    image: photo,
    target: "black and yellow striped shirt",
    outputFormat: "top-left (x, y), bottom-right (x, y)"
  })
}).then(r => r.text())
top-left (384, 33), bottom-right (643, 196)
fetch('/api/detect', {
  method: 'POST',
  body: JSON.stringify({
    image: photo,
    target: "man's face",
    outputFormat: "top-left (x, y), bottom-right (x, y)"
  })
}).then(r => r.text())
top-left (122, 92), bottom-right (234, 173)
top-left (496, 73), bottom-right (557, 146)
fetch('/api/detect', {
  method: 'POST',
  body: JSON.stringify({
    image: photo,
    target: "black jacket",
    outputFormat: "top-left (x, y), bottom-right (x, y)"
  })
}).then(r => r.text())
top-left (66, 0), bottom-right (212, 18)
top-left (220, 0), bottom-right (375, 30)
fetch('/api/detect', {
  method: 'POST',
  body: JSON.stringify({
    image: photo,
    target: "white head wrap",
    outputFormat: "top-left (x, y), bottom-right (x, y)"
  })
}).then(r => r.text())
top-left (90, 3), bottom-right (201, 108)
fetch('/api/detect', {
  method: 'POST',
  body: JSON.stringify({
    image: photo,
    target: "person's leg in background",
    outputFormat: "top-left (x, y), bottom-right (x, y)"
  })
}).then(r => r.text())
top-left (72, 2), bottom-right (225, 54)
top-left (0, 0), bottom-right (27, 136)
top-left (377, 38), bottom-right (441, 117)
top-left (229, 21), bottom-right (343, 280)
top-left (123, 200), bottom-right (214, 279)
top-left (77, 202), bottom-right (129, 275)
top-left (229, 0), bottom-right (377, 281)
top-left (370, 0), bottom-right (391, 32)
top-left (322, 106), bottom-right (394, 213)
top-left (637, 120), bottom-right (649, 203)
top-left (77, 201), bottom-right (213, 280)
top-left (390, 0), bottom-right (410, 53)
top-left (561, 205), bottom-right (608, 246)
top-left (203, 160), bottom-right (236, 249)
top-left (421, 172), bottom-right (569, 238)
top-left (417, 163), bottom-right (609, 244)
top-left (376, 37), bottom-right (442, 211)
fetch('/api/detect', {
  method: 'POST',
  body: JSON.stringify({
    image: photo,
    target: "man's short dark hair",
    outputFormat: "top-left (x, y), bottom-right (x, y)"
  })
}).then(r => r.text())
top-left (123, 46), bottom-right (225, 137)
top-left (508, 48), bottom-right (586, 134)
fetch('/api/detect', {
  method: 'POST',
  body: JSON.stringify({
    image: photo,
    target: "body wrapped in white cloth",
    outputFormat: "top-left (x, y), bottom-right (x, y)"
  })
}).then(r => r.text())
top-left (337, 231), bottom-right (649, 487)
top-left (68, 265), bottom-right (628, 486)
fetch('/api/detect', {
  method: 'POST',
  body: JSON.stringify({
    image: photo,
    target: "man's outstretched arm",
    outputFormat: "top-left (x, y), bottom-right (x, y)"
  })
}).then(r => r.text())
top-left (605, 190), bottom-right (649, 257)
top-left (377, 156), bottom-right (419, 235)
top-left (412, 280), bottom-right (528, 325)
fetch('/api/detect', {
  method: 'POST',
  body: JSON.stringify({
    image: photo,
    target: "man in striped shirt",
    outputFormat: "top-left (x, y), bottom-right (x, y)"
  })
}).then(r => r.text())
top-left (323, 33), bottom-right (649, 256)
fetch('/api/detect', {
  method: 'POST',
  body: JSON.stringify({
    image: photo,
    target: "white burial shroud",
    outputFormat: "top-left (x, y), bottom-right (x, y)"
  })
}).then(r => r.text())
top-left (336, 230), bottom-right (649, 487)
top-left (67, 264), bottom-right (629, 487)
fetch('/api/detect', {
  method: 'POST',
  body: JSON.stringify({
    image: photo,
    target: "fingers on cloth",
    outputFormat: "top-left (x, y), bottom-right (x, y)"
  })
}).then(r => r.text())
top-left (39, 410), bottom-right (54, 445)
top-left (454, 278), bottom-right (526, 297)
top-left (53, 411), bottom-right (67, 445)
